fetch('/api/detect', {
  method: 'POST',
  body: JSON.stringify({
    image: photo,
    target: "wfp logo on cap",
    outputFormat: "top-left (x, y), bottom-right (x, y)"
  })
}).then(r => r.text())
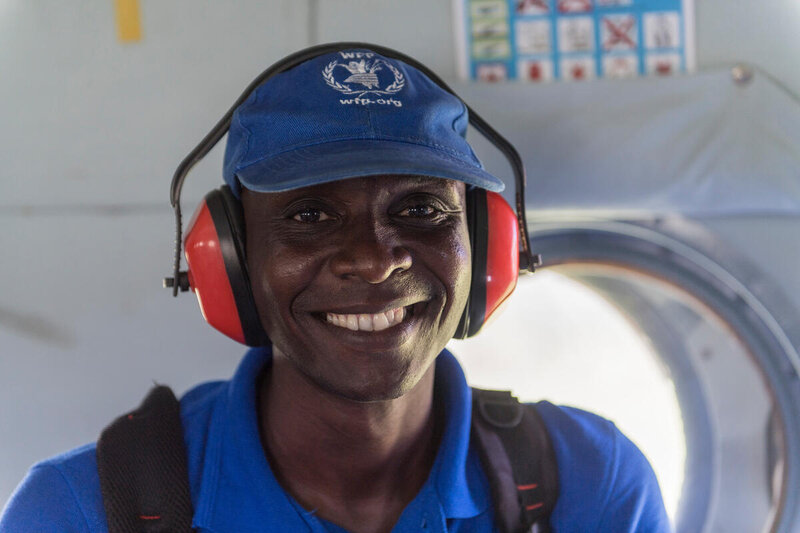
top-left (322, 51), bottom-right (405, 107)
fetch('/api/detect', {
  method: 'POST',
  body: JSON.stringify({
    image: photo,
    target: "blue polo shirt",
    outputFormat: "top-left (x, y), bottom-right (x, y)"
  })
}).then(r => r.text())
top-left (1, 347), bottom-right (670, 532)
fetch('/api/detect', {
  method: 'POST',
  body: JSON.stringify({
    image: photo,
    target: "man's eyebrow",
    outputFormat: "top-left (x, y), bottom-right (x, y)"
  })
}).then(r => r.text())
top-left (390, 176), bottom-right (466, 192)
top-left (395, 175), bottom-right (461, 185)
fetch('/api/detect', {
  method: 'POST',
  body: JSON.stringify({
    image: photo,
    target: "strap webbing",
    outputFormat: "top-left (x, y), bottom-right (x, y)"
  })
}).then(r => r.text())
top-left (471, 388), bottom-right (559, 533)
top-left (96, 386), bottom-right (194, 533)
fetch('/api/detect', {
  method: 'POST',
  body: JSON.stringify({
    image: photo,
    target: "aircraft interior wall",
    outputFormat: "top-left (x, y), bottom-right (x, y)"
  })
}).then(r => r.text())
top-left (2, 1), bottom-right (799, 532)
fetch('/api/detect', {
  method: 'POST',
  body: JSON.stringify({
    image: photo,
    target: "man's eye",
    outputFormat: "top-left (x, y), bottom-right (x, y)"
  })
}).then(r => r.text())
top-left (292, 208), bottom-right (331, 223)
top-left (398, 204), bottom-right (437, 218)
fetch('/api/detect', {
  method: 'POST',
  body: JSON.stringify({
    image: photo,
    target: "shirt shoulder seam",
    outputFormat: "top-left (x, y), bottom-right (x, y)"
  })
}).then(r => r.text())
top-left (42, 462), bottom-right (94, 533)
top-left (592, 421), bottom-right (620, 533)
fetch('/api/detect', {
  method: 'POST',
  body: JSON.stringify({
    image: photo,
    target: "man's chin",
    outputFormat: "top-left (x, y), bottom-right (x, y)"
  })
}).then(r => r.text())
top-left (309, 367), bottom-right (421, 403)
top-left (288, 350), bottom-right (435, 403)
top-left (271, 326), bottom-right (445, 403)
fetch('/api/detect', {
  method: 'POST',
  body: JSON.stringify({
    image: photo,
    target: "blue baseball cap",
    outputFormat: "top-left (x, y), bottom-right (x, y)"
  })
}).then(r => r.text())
top-left (222, 48), bottom-right (505, 196)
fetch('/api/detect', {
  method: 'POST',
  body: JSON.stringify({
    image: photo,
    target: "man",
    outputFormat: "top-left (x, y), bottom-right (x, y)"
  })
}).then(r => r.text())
top-left (1, 47), bottom-right (670, 532)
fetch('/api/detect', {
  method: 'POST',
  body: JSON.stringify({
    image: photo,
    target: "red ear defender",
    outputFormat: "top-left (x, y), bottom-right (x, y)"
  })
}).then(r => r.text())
top-left (453, 189), bottom-right (520, 339)
top-left (183, 187), bottom-right (268, 346)
top-left (187, 186), bottom-right (519, 343)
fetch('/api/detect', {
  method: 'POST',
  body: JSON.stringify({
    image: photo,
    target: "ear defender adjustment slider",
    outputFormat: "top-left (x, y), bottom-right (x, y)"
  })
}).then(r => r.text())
top-left (520, 252), bottom-right (543, 275)
top-left (163, 272), bottom-right (190, 292)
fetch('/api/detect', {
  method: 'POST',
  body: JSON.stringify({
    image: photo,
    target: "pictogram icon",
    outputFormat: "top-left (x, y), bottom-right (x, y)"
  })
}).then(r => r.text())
top-left (557, 0), bottom-right (592, 13)
top-left (558, 17), bottom-right (594, 52)
top-left (602, 55), bottom-right (638, 78)
top-left (518, 59), bottom-right (554, 82)
top-left (477, 63), bottom-right (509, 82)
top-left (602, 15), bottom-right (637, 50)
top-left (560, 57), bottom-right (595, 80)
top-left (644, 12), bottom-right (681, 49)
top-left (517, 0), bottom-right (550, 14)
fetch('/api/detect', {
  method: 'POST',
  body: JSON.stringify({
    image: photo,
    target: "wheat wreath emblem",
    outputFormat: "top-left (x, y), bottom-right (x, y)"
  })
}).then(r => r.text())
top-left (322, 59), bottom-right (405, 96)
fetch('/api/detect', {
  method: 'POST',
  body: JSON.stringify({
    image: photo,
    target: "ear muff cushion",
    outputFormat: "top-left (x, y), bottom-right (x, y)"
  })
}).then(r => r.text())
top-left (184, 187), bottom-right (268, 346)
top-left (453, 190), bottom-right (519, 339)
top-left (454, 189), bottom-right (488, 339)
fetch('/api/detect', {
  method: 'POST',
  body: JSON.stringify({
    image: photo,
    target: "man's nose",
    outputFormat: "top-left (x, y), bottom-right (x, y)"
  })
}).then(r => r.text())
top-left (329, 221), bottom-right (413, 284)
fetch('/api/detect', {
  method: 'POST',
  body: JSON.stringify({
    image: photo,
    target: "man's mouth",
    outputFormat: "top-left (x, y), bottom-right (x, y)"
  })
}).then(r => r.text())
top-left (325, 306), bottom-right (411, 332)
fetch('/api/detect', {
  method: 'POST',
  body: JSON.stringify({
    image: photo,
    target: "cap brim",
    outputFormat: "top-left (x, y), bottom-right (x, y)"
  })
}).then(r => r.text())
top-left (235, 139), bottom-right (505, 194)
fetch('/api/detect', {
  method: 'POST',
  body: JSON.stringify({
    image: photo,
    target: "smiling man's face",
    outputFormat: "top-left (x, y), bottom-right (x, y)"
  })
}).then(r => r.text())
top-left (242, 175), bottom-right (472, 402)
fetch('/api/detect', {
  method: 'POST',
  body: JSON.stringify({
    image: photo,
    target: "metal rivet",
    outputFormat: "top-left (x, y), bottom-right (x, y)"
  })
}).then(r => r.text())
top-left (731, 64), bottom-right (754, 86)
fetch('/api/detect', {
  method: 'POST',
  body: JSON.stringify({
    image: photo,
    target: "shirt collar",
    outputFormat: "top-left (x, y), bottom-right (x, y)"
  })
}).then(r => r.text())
top-left (429, 349), bottom-right (489, 518)
top-left (193, 346), bottom-right (488, 531)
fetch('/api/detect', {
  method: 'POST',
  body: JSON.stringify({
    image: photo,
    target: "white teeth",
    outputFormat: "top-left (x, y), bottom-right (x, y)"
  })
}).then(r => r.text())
top-left (358, 314), bottom-right (373, 331)
top-left (372, 312), bottom-right (389, 330)
top-left (326, 307), bottom-right (407, 332)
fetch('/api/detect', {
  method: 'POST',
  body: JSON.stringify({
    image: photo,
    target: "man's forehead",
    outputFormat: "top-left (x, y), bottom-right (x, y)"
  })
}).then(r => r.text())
top-left (242, 174), bottom-right (466, 202)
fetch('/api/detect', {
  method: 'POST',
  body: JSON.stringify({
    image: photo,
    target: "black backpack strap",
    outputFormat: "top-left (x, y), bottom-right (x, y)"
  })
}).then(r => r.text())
top-left (96, 385), bottom-right (195, 533)
top-left (471, 388), bottom-right (559, 533)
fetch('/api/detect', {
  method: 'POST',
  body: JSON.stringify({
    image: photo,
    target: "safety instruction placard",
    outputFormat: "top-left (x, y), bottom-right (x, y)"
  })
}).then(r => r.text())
top-left (454, 0), bottom-right (695, 81)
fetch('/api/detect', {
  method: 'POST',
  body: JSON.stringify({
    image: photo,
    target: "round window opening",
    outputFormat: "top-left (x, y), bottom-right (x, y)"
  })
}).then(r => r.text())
top-left (449, 263), bottom-right (786, 532)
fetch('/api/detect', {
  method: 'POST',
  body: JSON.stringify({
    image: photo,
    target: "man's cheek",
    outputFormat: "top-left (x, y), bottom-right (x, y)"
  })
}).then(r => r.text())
top-left (446, 237), bottom-right (472, 287)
